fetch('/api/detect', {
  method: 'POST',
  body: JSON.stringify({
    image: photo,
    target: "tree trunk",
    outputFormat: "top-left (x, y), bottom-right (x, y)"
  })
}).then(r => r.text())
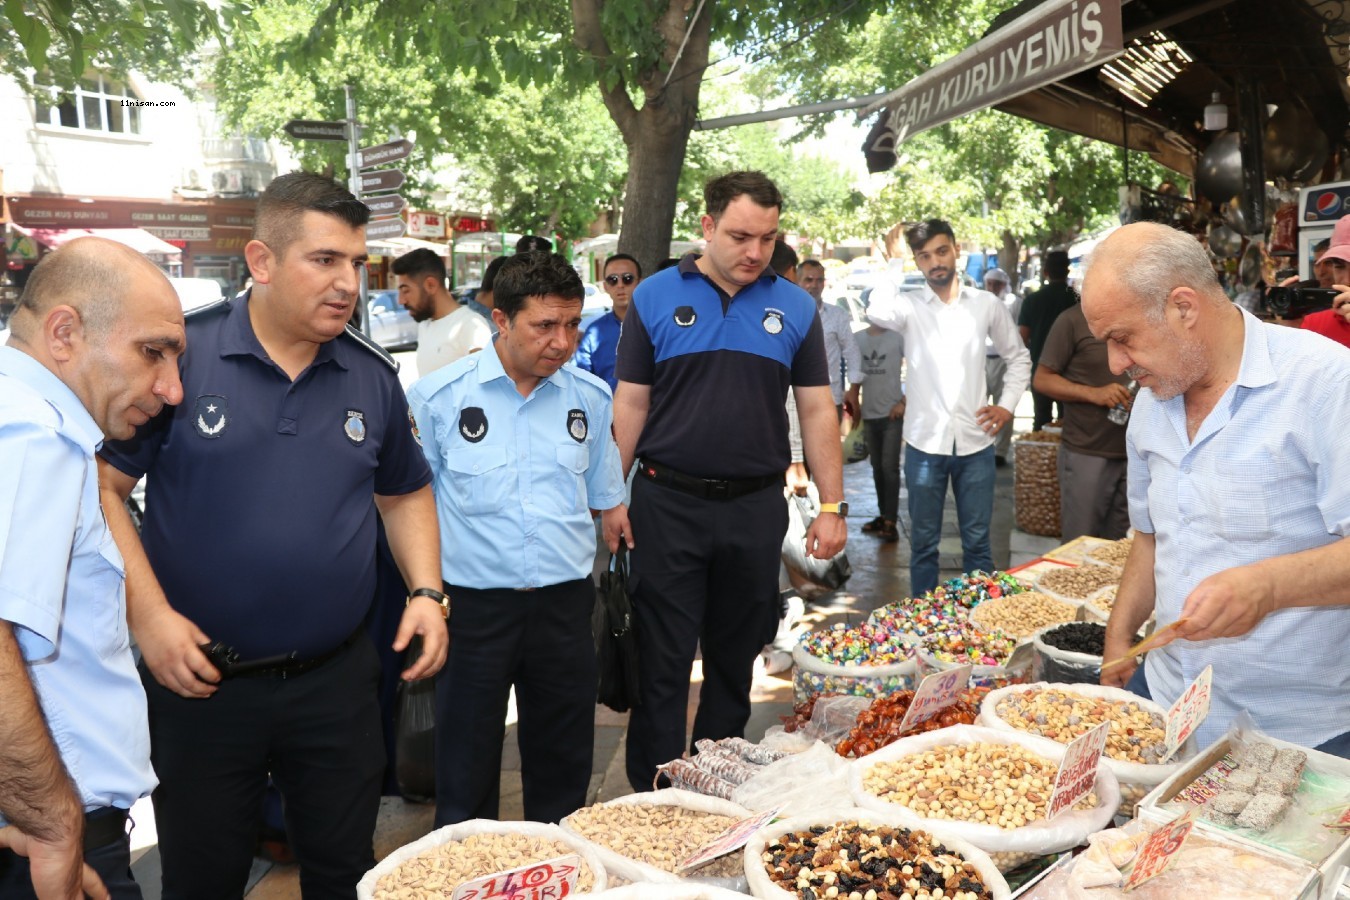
top-left (999, 231), bottom-right (1021, 289)
top-left (616, 107), bottom-right (693, 276)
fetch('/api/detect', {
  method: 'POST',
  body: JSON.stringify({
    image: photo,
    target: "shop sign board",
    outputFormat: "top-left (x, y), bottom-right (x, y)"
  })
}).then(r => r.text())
top-left (409, 211), bottom-right (447, 238)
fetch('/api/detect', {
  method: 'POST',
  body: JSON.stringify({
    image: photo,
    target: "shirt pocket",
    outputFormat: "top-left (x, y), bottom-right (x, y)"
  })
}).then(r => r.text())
top-left (554, 443), bottom-right (589, 514)
top-left (1210, 463), bottom-right (1279, 543)
top-left (92, 528), bottom-right (129, 661)
top-left (440, 445), bottom-right (511, 516)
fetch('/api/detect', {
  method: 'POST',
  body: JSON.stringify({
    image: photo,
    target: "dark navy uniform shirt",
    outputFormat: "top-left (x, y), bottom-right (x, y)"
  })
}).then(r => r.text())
top-left (615, 254), bottom-right (829, 479)
top-left (100, 294), bottom-right (431, 659)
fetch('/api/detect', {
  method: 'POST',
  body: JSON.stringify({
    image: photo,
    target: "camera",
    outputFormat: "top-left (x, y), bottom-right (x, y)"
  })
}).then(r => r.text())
top-left (1263, 283), bottom-right (1337, 318)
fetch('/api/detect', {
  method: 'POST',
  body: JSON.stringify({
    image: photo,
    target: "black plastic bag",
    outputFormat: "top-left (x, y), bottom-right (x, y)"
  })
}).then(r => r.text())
top-left (781, 491), bottom-right (852, 594)
top-left (394, 635), bottom-right (436, 802)
top-left (593, 545), bottom-right (641, 713)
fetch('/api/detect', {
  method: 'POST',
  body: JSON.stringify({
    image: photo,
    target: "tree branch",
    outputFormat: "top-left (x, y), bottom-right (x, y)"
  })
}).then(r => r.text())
top-left (570, 0), bottom-right (638, 140)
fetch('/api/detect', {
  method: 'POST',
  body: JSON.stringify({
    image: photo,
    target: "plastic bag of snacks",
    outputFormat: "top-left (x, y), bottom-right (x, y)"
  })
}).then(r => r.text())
top-left (791, 624), bottom-right (917, 703)
top-left (560, 789), bottom-right (749, 892)
top-left (847, 725), bottom-right (1120, 871)
top-left (978, 683), bottom-right (1197, 815)
top-left (358, 819), bottom-right (607, 899)
top-left (731, 741), bottom-right (854, 821)
top-left (744, 809), bottom-right (1011, 900)
top-left (1030, 623), bottom-right (1105, 684)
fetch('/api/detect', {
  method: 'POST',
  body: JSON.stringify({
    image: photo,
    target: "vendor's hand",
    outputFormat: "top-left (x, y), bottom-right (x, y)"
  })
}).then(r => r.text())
top-left (888, 400), bottom-right (906, 421)
top-left (1099, 634), bottom-right (1138, 689)
top-left (135, 605), bottom-right (219, 698)
top-left (602, 503), bottom-right (634, 554)
top-left (1176, 566), bottom-right (1277, 641)
top-left (975, 404), bottom-right (1012, 435)
top-left (395, 597), bottom-right (449, 681)
top-left (1094, 382), bottom-right (1134, 409)
top-left (786, 462), bottom-right (810, 497)
top-left (804, 509), bottom-right (847, 560)
top-left (0, 825), bottom-right (108, 900)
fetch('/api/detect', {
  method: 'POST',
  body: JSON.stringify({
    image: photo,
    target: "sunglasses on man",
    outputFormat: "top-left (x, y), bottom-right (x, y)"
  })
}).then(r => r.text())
top-left (604, 273), bottom-right (637, 286)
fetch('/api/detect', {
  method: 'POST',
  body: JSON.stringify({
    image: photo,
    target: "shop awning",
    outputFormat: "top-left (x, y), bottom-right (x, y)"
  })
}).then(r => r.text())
top-left (366, 236), bottom-right (450, 257)
top-left (11, 224), bottom-right (183, 260)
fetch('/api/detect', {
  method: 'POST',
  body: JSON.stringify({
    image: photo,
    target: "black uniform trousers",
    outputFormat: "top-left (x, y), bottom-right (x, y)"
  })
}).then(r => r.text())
top-left (625, 476), bottom-right (787, 792)
top-left (432, 579), bottom-right (596, 827)
top-left (141, 636), bottom-right (384, 900)
top-left (0, 809), bottom-right (141, 899)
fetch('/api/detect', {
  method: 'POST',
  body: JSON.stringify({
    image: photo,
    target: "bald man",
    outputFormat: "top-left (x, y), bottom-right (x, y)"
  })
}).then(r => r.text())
top-left (0, 238), bottom-right (185, 899)
top-left (1084, 222), bottom-right (1350, 754)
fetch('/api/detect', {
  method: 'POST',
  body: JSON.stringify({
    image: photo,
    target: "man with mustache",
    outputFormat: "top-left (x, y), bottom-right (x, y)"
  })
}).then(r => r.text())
top-left (867, 219), bottom-right (1030, 597)
top-left (98, 173), bottom-right (448, 898)
top-left (1086, 222), bottom-right (1350, 755)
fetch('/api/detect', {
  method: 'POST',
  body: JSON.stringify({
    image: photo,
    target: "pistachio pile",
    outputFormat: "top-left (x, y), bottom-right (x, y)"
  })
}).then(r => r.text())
top-left (968, 592), bottom-right (1078, 639)
top-left (565, 802), bottom-right (743, 878)
top-left (1036, 565), bottom-right (1122, 601)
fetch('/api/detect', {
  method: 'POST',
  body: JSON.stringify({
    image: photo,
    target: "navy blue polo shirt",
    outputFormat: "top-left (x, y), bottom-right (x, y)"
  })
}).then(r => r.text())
top-left (615, 254), bottom-right (829, 479)
top-left (100, 294), bottom-right (431, 659)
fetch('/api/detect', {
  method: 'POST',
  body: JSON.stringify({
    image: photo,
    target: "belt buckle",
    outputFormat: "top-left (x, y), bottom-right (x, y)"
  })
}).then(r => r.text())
top-left (705, 479), bottom-right (731, 500)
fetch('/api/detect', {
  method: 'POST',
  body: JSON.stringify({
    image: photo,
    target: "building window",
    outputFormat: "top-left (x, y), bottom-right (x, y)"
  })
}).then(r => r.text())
top-left (35, 73), bottom-right (142, 135)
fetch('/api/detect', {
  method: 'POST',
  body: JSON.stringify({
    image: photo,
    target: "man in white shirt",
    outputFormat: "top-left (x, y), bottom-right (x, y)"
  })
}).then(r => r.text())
top-left (867, 219), bottom-right (1030, 596)
top-left (394, 248), bottom-right (491, 376)
top-left (800, 258), bottom-right (865, 420)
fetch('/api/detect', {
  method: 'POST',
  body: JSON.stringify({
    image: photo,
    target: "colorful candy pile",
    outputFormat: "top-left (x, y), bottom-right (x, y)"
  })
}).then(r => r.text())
top-left (869, 571), bottom-right (1028, 643)
top-left (797, 622), bottom-right (912, 667)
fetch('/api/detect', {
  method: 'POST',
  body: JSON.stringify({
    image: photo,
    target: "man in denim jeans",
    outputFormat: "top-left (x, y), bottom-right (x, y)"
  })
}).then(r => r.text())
top-left (867, 220), bottom-right (1030, 595)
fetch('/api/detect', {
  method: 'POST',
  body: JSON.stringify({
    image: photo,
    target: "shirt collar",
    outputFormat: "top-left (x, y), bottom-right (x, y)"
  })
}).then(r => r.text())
top-left (918, 282), bottom-right (977, 305)
top-left (676, 252), bottom-right (779, 285)
top-left (0, 345), bottom-right (103, 452)
top-left (219, 291), bottom-right (347, 371)
top-left (1233, 306), bottom-right (1276, 390)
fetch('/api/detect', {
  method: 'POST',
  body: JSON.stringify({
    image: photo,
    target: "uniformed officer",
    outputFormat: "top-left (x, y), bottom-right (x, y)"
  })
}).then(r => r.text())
top-left (0, 238), bottom-right (185, 900)
top-left (408, 251), bottom-right (629, 826)
top-left (612, 170), bottom-right (847, 792)
top-left (98, 174), bottom-right (448, 900)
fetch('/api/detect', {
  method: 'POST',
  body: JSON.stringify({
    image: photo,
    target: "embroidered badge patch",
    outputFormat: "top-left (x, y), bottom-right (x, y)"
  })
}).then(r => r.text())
top-left (567, 408), bottom-right (588, 443)
top-left (762, 309), bottom-right (785, 334)
top-left (344, 409), bottom-right (367, 445)
top-left (459, 406), bottom-right (488, 443)
top-left (674, 306), bottom-right (697, 327)
top-left (193, 395), bottom-right (228, 439)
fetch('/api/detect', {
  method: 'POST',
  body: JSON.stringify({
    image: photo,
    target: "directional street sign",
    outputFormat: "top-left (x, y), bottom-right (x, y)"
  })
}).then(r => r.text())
top-left (359, 169), bottom-right (406, 194)
top-left (366, 217), bottom-right (406, 240)
top-left (359, 138), bottom-right (413, 170)
top-left (364, 194), bottom-right (406, 218)
top-left (283, 119), bottom-right (348, 141)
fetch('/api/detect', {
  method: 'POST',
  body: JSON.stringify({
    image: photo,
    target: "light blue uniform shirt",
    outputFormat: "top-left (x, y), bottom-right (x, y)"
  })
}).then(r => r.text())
top-left (408, 340), bottom-right (626, 590)
top-left (0, 347), bottom-right (156, 817)
top-left (1129, 308), bottom-right (1350, 747)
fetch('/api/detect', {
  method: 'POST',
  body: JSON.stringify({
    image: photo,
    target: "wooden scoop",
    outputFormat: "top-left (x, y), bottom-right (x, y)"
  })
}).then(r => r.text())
top-left (1100, 618), bottom-right (1190, 672)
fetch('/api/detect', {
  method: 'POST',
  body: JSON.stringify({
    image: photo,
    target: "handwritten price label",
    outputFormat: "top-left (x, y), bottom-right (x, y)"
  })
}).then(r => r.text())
top-left (1045, 720), bottom-right (1110, 820)
top-left (677, 807), bottom-right (781, 873)
top-left (1123, 810), bottom-right (1198, 891)
top-left (896, 665), bottom-right (972, 734)
top-left (451, 854), bottom-right (580, 900)
top-left (1164, 665), bottom-right (1212, 760)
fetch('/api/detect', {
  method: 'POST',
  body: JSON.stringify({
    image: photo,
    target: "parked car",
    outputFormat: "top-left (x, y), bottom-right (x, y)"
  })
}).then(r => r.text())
top-left (168, 276), bottom-right (225, 312)
top-left (367, 289), bottom-right (418, 351)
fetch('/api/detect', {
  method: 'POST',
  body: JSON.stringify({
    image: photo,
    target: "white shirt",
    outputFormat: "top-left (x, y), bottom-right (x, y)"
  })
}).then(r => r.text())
top-left (1130, 308), bottom-right (1350, 747)
top-left (867, 279), bottom-right (1030, 456)
top-left (818, 300), bottom-right (865, 404)
top-left (416, 304), bottom-right (492, 376)
top-left (985, 289), bottom-right (1023, 356)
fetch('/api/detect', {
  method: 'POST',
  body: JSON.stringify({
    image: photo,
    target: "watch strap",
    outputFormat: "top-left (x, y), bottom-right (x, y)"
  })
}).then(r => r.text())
top-left (819, 502), bottom-right (848, 516)
top-left (409, 587), bottom-right (451, 618)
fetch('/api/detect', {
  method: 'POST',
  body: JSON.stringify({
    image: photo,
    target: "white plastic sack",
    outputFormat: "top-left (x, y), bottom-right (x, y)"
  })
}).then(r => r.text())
top-left (731, 740), bottom-right (854, 821)
top-left (791, 642), bottom-right (918, 702)
top-left (742, 809), bottom-right (1011, 900)
top-left (846, 724), bottom-right (1120, 856)
top-left (559, 789), bottom-right (749, 892)
top-left (1030, 625), bottom-right (1103, 684)
top-left (357, 819), bottom-right (608, 899)
top-left (598, 884), bottom-right (750, 899)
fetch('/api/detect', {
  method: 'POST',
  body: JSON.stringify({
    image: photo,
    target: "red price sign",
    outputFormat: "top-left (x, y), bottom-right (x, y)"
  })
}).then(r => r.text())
top-left (896, 665), bottom-right (972, 734)
top-left (1046, 720), bottom-right (1110, 820)
top-left (1123, 810), bottom-right (1198, 891)
top-left (1164, 665), bottom-right (1212, 759)
top-left (451, 854), bottom-right (581, 900)
top-left (677, 807), bottom-right (781, 873)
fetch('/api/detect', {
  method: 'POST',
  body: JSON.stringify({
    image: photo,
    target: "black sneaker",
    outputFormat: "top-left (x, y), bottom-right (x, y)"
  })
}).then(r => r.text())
top-left (860, 516), bottom-right (886, 533)
top-left (879, 520), bottom-right (900, 542)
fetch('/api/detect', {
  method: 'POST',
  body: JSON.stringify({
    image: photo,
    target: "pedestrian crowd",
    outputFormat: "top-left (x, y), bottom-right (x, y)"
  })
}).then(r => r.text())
top-left (3, 166), bottom-right (1350, 900)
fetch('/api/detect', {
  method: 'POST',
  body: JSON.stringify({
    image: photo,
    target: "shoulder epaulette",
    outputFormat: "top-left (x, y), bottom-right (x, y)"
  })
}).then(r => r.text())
top-left (342, 324), bottom-right (400, 372)
top-left (184, 297), bottom-right (232, 320)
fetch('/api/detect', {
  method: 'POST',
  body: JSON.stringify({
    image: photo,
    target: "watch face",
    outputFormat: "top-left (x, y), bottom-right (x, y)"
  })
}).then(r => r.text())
top-left (838, 501), bottom-right (849, 517)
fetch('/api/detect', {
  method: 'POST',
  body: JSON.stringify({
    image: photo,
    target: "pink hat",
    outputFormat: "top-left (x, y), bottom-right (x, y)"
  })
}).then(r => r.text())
top-left (1323, 215), bottom-right (1350, 264)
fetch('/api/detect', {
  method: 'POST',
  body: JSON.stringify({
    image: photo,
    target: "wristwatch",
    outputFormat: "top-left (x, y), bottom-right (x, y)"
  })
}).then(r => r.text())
top-left (409, 587), bottom-right (451, 619)
top-left (819, 501), bottom-right (849, 517)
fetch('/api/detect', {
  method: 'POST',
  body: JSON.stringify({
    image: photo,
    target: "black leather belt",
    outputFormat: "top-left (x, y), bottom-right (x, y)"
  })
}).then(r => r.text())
top-left (84, 807), bottom-right (128, 852)
top-left (637, 458), bottom-right (784, 501)
top-left (210, 628), bottom-right (362, 680)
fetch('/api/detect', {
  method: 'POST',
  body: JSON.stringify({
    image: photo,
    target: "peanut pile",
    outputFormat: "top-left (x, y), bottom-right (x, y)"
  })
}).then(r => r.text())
top-left (1036, 565), bottom-right (1122, 601)
top-left (565, 802), bottom-right (743, 878)
top-left (761, 821), bottom-right (993, 900)
top-left (373, 833), bottom-right (595, 899)
top-left (862, 743), bottom-right (1097, 829)
top-left (967, 592), bottom-right (1077, 639)
top-left (994, 687), bottom-right (1169, 763)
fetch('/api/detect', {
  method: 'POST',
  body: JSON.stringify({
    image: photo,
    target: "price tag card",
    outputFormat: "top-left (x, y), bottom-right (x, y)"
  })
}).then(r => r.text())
top-left (1123, 810), bottom-right (1198, 892)
top-left (677, 806), bottom-right (781, 874)
top-left (896, 665), bottom-right (972, 734)
top-left (1164, 665), bottom-right (1213, 759)
top-left (451, 854), bottom-right (581, 900)
top-left (1045, 720), bottom-right (1110, 820)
